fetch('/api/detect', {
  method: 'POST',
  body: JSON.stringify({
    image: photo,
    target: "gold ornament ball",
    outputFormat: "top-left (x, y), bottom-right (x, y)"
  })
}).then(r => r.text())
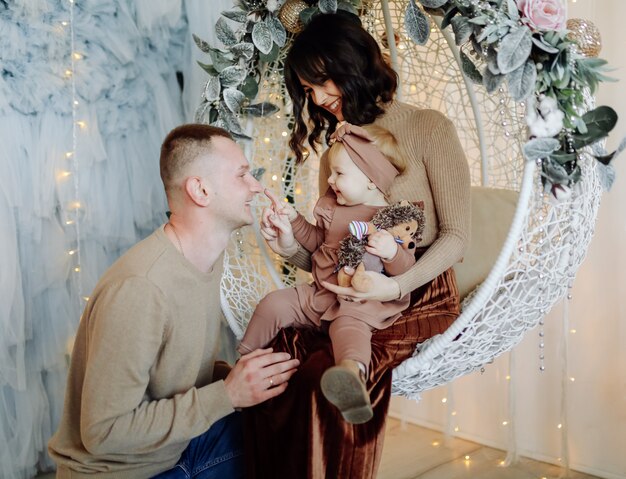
top-left (566, 18), bottom-right (602, 58)
top-left (278, 0), bottom-right (309, 34)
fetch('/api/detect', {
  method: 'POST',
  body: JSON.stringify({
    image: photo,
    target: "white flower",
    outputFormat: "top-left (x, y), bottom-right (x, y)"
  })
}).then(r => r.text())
top-left (526, 94), bottom-right (565, 137)
top-left (266, 0), bottom-right (286, 12)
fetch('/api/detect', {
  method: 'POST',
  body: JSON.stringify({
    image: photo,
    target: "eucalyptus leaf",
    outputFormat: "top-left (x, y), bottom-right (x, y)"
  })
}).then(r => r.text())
top-left (230, 42), bottom-right (255, 60)
top-left (209, 49), bottom-right (234, 72)
top-left (460, 50), bottom-right (483, 84)
top-left (531, 36), bottom-right (559, 54)
top-left (506, 60), bottom-right (536, 101)
top-left (219, 66), bottom-right (247, 87)
top-left (241, 75), bottom-right (259, 99)
top-left (195, 102), bottom-right (212, 123)
top-left (203, 76), bottom-right (221, 102)
top-left (216, 17), bottom-right (238, 46)
top-left (497, 26), bottom-right (532, 74)
top-left (300, 7), bottom-right (318, 25)
top-left (419, 0), bottom-right (448, 7)
top-left (550, 152), bottom-right (576, 165)
top-left (268, 14), bottom-right (287, 47)
top-left (252, 20), bottom-right (273, 54)
top-left (193, 34), bottom-right (212, 54)
top-left (541, 157), bottom-right (570, 184)
top-left (483, 67), bottom-right (505, 93)
top-left (197, 61), bottom-right (218, 76)
top-left (221, 9), bottom-right (249, 23)
top-left (487, 48), bottom-right (500, 74)
top-left (581, 106), bottom-right (618, 135)
top-left (223, 87), bottom-right (246, 113)
top-left (572, 129), bottom-right (608, 149)
top-left (523, 138), bottom-right (560, 162)
top-left (242, 102), bottom-right (280, 117)
top-left (441, 6), bottom-right (459, 30)
top-left (259, 43), bottom-right (280, 63)
top-left (337, 1), bottom-right (357, 14)
top-left (451, 16), bottom-right (472, 46)
top-left (318, 0), bottom-right (337, 14)
top-left (405, 0), bottom-right (430, 46)
top-left (218, 102), bottom-right (246, 135)
top-left (596, 162), bottom-right (616, 191)
top-left (504, 0), bottom-right (519, 22)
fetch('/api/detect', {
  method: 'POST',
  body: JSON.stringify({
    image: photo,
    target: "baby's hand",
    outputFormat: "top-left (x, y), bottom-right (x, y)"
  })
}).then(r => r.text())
top-left (264, 189), bottom-right (297, 221)
top-left (365, 230), bottom-right (398, 260)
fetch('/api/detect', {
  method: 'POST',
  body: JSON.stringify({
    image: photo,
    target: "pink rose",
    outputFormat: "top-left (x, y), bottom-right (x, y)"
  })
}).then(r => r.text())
top-left (517, 0), bottom-right (567, 31)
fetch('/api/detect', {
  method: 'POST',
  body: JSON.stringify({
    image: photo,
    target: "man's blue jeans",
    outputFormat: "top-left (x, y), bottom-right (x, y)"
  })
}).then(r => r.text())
top-left (152, 412), bottom-right (243, 478)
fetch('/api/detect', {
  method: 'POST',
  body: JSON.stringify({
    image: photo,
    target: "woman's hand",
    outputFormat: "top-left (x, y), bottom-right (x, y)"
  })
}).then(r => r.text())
top-left (260, 189), bottom-right (298, 257)
top-left (322, 271), bottom-right (401, 302)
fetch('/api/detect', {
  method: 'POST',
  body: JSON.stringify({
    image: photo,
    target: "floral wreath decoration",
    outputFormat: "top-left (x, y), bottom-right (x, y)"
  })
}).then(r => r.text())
top-left (195, 0), bottom-right (624, 196)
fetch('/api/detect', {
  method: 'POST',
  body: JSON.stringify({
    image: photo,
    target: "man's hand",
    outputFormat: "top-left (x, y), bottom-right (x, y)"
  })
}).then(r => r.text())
top-left (365, 230), bottom-right (398, 260)
top-left (223, 348), bottom-right (300, 408)
top-left (260, 189), bottom-right (298, 257)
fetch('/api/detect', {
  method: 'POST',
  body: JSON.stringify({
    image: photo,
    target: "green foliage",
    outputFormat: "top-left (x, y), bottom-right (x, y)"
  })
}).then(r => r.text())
top-left (407, 0), bottom-right (622, 194)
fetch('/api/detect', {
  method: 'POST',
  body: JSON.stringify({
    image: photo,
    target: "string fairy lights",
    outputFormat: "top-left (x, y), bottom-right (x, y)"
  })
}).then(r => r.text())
top-left (63, 0), bottom-right (85, 305)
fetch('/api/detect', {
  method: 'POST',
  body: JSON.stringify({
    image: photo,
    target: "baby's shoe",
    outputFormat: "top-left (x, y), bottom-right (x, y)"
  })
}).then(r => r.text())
top-left (320, 359), bottom-right (373, 424)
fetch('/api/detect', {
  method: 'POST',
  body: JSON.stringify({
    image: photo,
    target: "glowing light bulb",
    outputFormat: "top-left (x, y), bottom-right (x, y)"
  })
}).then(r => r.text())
top-left (264, 137), bottom-right (270, 143)
top-left (557, 424), bottom-right (562, 429)
top-left (281, 131), bottom-right (288, 137)
top-left (68, 250), bottom-right (76, 255)
top-left (65, 69), bottom-right (73, 77)
top-left (65, 152), bottom-right (74, 158)
top-left (451, 411), bottom-right (457, 416)
top-left (72, 52), bottom-right (83, 60)
top-left (57, 170), bottom-right (72, 180)
top-left (76, 120), bottom-right (87, 129)
top-left (465, 455), bottom-right (470, 461)
top-left (441, 398), bottom-right (447, 404)
top-left (431, 441), bottom-right (440, 447)
top-left (271, 175), bottom-right (278, 181)
top-left (502, 421), bottom-right (508, 426)
top-left (74, 266), bottom-right (81, 272)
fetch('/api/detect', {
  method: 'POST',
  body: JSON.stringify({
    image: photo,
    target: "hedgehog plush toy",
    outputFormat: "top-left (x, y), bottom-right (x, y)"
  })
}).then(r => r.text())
top-left (336, 200), bottom-right (425, 292)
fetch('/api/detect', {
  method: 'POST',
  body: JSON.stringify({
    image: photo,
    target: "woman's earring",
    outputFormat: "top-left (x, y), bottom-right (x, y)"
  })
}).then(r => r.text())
top-left (367, 182), bottom-right (376, 190)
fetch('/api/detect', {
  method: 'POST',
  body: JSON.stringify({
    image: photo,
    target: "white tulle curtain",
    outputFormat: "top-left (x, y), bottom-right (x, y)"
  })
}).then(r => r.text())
top-left (0, 1), bottom-right (221, 477)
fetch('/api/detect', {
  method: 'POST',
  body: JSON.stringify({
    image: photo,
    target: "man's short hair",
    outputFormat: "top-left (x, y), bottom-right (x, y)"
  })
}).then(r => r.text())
top-left (160, 124), bottom-right (233, 194)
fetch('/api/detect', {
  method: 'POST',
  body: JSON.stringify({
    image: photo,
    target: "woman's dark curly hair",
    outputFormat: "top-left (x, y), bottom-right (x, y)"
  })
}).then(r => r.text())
top-left (284, 12), bottom-right (398, 164)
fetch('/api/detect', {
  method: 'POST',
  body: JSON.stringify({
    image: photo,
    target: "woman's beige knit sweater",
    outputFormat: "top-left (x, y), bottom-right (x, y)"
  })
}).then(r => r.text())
top-left (290, 101), bottom-right (471, 297)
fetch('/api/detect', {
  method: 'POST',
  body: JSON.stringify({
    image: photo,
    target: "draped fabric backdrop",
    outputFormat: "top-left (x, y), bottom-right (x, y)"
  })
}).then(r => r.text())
top-left (0, 1), bottom-right (224, 477)
top-left (390, 2), bottom-right (626, 478)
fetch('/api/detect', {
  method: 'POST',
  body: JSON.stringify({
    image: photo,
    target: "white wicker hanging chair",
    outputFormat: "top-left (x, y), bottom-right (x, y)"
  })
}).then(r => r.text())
top-left (219, 0), bottom-right (603, 400)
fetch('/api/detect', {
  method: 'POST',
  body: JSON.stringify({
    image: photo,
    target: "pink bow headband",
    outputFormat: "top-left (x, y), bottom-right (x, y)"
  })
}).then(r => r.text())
top-left (330, 122), bottom-right (399, 195)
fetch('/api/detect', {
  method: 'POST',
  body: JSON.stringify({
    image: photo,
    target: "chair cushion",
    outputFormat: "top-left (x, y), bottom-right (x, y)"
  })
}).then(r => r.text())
top-left (453, 186), bottom-right (518, 300)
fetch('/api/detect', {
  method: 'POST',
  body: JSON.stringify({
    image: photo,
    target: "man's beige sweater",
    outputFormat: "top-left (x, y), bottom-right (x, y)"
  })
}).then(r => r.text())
top-left (48, 226), bottom-right (234, 478)
top-left (291, 101), bottom-right (471, 296)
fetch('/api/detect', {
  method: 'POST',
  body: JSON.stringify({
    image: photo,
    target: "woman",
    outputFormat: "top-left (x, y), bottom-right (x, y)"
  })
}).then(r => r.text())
top-left (243, 11), bottom-right (470, 478)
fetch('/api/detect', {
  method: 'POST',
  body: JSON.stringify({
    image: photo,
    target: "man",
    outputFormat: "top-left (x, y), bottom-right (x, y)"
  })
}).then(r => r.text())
top-left (48, 124), bottom-right (299, 478)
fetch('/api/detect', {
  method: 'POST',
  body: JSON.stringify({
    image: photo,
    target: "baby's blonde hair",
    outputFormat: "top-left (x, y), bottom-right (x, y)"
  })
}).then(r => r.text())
top-left (327, 124), bottom-right (406, 176)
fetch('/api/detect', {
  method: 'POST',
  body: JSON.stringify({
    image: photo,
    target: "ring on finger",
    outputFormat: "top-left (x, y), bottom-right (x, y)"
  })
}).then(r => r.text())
top-left (268, 376), bottom-right (274, 388)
